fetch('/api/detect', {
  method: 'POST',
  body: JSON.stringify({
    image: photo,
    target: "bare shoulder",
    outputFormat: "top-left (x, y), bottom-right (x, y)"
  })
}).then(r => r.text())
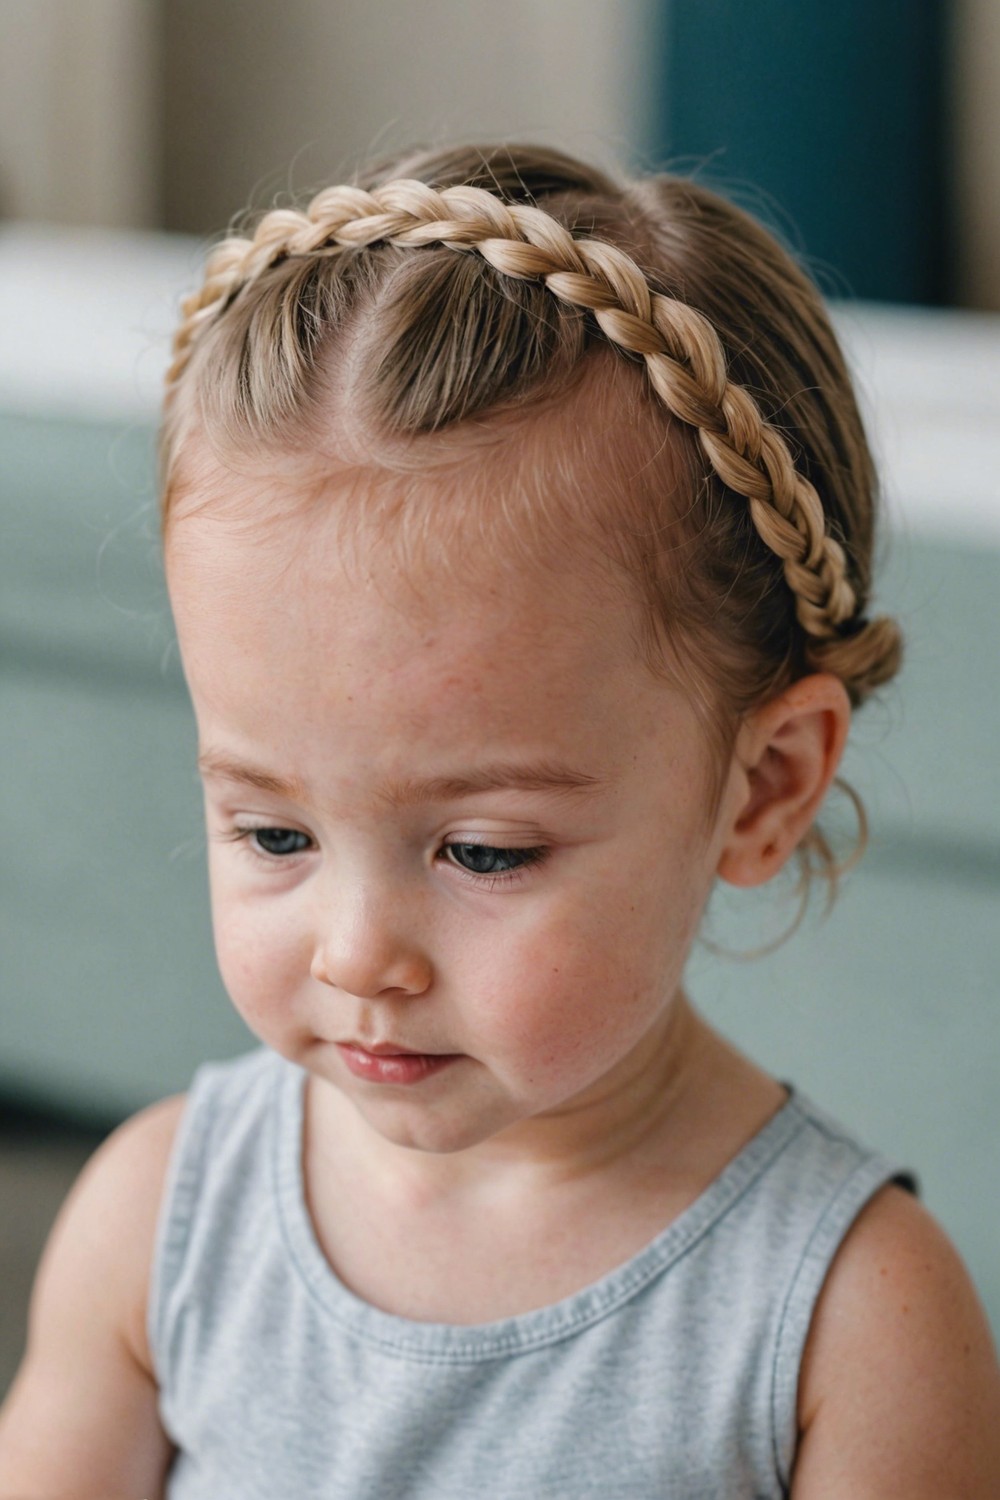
top-left (793, 1183), bottom-right (1000, 1497)
top-left (35, 1090), bottom-right (187, 1369)
top-left (0, 1092), bottom-right (188, 1498)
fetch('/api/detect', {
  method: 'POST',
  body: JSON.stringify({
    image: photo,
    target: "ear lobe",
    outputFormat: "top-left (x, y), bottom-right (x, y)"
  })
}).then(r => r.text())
top-left (717, 674), bottom-right (851, 888)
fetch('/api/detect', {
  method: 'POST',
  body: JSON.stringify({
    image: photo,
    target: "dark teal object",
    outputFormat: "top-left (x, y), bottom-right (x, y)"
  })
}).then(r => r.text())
top-left (656, 0), bottom-right (950, 303)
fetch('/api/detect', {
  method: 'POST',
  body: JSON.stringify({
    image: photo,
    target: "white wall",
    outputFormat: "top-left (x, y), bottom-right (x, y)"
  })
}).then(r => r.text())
top-left (0, 0), bottom-right (159, 227)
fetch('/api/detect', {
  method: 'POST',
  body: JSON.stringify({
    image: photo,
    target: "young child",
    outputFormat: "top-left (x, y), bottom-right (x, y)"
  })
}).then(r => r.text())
top-left (1, 143), bottom-right (998, 1499)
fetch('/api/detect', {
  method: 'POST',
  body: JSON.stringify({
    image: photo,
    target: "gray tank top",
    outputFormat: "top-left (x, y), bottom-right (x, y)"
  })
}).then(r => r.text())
top-left (149, 1046), bottom-right (908, 1499)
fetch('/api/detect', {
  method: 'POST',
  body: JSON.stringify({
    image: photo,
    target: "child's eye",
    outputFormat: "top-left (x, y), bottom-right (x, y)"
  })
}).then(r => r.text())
top-left (242, 827), bottom-right (312, 857)
top-left (443, 842), bottom-right (545, 877)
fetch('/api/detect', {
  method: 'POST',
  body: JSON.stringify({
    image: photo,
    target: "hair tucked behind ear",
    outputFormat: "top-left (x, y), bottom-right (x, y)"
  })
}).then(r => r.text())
top-left (161, 142), bottom-right (903, 912)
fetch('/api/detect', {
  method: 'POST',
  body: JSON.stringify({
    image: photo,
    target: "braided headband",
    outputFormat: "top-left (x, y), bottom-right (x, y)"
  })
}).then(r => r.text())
top-left (167, 178), bottom-right (861, 644)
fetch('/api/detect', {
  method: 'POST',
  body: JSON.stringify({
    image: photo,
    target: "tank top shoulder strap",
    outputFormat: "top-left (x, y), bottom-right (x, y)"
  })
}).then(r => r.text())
top-left (147, 1046), bottom-right (285, 1393)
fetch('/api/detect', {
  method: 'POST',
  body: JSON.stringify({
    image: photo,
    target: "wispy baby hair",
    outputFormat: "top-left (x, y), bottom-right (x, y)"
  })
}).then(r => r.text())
top-left (161, 143), bottom-right (903, 904)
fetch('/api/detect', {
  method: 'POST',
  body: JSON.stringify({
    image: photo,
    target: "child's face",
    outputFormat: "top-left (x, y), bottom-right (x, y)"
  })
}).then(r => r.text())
top-left (167, 463), bottom-right (744, 1161)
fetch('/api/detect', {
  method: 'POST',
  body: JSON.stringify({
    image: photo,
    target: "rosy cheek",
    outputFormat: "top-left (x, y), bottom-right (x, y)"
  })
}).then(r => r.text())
top-left (494, 920), bottom-right (617, 1040)
top-left (212, 909), bottom-right (274, 1008)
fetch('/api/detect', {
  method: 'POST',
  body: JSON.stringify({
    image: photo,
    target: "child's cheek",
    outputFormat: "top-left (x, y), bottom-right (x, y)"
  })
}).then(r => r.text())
top-left (213, 920), bottom-right (263, 1019)
top-left (211, 898), bottom-right (289, 1030)
top-left (484, 901), bottom-right (654, 1060)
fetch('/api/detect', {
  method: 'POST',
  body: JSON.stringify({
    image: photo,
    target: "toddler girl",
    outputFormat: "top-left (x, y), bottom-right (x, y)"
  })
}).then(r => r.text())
top-left (1, 143), bottom-right (998, 1499)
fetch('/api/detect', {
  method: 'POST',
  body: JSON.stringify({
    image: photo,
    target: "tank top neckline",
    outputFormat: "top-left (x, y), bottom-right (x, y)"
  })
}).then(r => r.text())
top-left (271, 1052), bottom-right (809, 1364)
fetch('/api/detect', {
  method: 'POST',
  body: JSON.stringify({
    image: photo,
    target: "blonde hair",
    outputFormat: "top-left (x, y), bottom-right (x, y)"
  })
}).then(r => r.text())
top-left (160, 143), bottom-right (903, 909)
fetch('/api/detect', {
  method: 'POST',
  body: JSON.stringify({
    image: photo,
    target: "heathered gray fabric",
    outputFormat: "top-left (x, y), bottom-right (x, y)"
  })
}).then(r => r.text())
top-left (149, 1046), bottom-right (907, 1499)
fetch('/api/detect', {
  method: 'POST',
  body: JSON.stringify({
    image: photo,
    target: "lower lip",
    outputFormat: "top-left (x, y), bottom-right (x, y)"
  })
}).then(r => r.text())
top-left (335, 1044), bottom-right (462, 1085)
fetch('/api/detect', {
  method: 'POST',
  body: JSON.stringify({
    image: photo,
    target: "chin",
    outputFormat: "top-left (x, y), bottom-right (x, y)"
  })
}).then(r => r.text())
top-left (352, 1096), bottom-right (514, 1157)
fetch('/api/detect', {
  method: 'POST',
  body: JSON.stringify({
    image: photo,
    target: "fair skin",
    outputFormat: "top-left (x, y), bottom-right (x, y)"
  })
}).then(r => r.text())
top-left (1, 458), bottom-right (998, 1498)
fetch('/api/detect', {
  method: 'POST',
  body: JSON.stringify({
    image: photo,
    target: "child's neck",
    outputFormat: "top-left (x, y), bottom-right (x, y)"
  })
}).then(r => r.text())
top-left (301, 995), bottom-right (786, 1324)
top-left (305, 993), bottom-right (783, 1209)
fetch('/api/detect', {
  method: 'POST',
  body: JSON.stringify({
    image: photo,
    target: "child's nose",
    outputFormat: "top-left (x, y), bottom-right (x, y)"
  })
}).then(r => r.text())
top-left (309, 887), bottom-right (432, 1000)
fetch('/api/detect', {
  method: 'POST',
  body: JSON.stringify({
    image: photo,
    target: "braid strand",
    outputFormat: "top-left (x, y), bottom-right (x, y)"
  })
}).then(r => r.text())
top-left (166, 180), bottom-right (866, 650)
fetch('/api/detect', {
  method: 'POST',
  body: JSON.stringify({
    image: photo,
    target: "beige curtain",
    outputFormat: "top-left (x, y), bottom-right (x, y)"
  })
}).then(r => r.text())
top-left (0, 0), bottom-right (159, 226)
top-left (0, 0), bottom-right (997, 307)
top-left (162, 0), bottom-right (655, 234)
top-left (954, 0), bottom-right (1000, 309)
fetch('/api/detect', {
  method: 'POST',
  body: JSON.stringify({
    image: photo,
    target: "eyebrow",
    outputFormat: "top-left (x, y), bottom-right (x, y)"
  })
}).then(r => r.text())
top-left (196, 750), bottom-right (603, 805)
top-left (197, 751), bottom-right (306, 801)
top-left (377, 761), bottom-right (605, 807)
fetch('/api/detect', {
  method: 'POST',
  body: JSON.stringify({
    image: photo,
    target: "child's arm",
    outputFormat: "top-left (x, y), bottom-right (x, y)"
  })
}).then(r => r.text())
top-left (0, 1094), bottom-right (185, 1500)
top-left (792, 1184), bottom-right (1000, 1496)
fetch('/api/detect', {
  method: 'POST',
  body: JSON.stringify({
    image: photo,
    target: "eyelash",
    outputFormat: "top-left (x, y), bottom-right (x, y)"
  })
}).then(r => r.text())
top-left (228, 826), bottom-right (311, 859)
top-left (220, 826), bottom-right (548, 888)
top-left (440, 841), bottom-right (548, 889)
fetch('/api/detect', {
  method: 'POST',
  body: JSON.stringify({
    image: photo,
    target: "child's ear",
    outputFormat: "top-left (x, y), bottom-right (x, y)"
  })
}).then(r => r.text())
top-left (717, 673), bottom-right (851, 888)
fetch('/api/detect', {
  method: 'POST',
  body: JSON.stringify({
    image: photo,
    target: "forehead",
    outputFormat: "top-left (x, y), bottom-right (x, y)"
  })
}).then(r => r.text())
top-left (163, 463), bottom-right (704, 791)
top-left (168, 472), bottom-right (635, 683)
top-left (164, 400), bottom-right (656, 641)
top-left (163, 343), bottom-right (690, 575)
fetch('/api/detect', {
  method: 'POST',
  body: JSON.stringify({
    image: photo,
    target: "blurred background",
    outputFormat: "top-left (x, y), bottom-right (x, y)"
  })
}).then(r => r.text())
top-left (1, 0), bottom-right (998, 1393)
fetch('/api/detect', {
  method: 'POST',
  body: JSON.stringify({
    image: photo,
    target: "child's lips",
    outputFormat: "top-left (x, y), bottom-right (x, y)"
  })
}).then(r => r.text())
top-left (351, 1039), bottom-right (431, 1056)
top-left (336, 1041), bottom-right (462, 1084)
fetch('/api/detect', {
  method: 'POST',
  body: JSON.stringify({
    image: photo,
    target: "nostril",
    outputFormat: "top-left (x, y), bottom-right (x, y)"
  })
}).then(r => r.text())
top-left (310, 941), bottom-right (432, 999)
